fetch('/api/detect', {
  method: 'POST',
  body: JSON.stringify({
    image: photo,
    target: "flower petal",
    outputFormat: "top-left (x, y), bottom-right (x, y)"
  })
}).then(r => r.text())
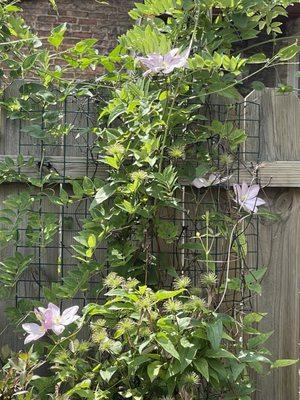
top-left (243, 199), bottom-right (258, 213)
top-left (43, 309), bottom-right (54, 330)
top-left (208, 174), bottom-right (221, 185)
top-left (51, 324), bottom-right (65, 335)
top-left (241, 182), bottom-right (249, 196)
top-left (192, 178), bottom-right (209, 189)
top-left (61, 306), bottom-right (79, 326)
top-left (233, 184), bottom-right (242, 200)
top-left (246, 185), bottom-right (260, 200)
top-left (164, 48), bottom-right (179, 62)
top-left (22, 323), bottom-right (42, 334)
top-left (47, 303), bottom-right (60, 318)
top-left (22, 323), bottom-right (46, 344)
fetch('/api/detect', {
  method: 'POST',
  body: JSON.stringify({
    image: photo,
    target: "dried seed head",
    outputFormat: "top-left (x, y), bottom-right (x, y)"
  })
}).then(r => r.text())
top-left (91, 328), bottom-right (108, 344)
top-left (163, 299), bottom-right (183, 313)
top-left (182, 372), bottom-right (200, 386)
top-left (183, 296), bottom-right (206, 312)
top-left (201, 272), bottom-right (218, 287)
top-left (104, 272), bottom-right (124, 289)
top-left (168, 144), bottom-right (185, 159)
top-left (130, 170), bottom-right (148, 181)
top-left (173, 276), bottom-right (191, 290)
top-left (106, 143), bottom-right (125, 156)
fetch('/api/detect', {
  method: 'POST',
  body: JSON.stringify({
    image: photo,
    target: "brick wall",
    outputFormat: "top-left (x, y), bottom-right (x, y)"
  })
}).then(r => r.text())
top-left (19, 0), bottom-right (135, 78)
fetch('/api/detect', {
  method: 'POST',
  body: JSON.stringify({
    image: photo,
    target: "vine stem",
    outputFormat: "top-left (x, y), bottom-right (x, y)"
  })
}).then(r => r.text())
top-left (214, 214), bottom-right (249, 312)
top-left (158, 0), bottom-right (201, 173)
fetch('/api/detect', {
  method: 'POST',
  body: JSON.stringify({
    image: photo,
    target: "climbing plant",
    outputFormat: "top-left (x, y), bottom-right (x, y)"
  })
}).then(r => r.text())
top-left (0, 0), bottom-right (298, 398)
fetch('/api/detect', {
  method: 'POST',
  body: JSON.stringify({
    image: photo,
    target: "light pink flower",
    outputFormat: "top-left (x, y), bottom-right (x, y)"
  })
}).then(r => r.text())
top-left (22, 303), bottom-right (80, 344)
top-left (137, 48), bottom-right (189, 76)
top-left (192, 174), bottom-right (231, 189)
top-left (233, 182), bottom-right (265, 213)
top-left (46, 303), bottom-right (80, 335)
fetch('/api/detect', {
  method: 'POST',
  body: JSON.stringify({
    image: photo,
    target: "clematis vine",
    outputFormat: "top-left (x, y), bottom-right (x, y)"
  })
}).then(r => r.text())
top-left (192, 173), bottom-right (231, 189)
top-left (233, 182), bottom-right (265, 213)
top-left (136, 48), bottom-right (189, 76)
top-left (22, 303), bottom-right (80, 344)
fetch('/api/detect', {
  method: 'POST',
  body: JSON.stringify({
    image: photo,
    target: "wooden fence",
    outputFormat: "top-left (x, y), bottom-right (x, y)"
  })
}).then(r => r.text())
top-left (0, 86), bottom-right (299, 399)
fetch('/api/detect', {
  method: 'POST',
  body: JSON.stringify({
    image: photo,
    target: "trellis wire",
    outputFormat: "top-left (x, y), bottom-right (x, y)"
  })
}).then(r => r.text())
top-left (14, 96), bottom-right (260, 316)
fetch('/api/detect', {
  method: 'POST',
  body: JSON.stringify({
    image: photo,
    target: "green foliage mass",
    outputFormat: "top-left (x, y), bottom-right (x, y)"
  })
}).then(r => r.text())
top-left (0, 276), bottom-right (297, 399)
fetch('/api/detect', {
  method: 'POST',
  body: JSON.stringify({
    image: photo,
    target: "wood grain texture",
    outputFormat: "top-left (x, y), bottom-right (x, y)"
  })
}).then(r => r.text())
top-left (254, 188), bottom-right (300, 400)
top-left (247, 88), bottom-right (300, 161)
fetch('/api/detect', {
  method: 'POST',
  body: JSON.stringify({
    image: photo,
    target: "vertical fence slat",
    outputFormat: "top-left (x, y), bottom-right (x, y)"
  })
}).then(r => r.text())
top-left (247, 89), bottom-right (300, 400)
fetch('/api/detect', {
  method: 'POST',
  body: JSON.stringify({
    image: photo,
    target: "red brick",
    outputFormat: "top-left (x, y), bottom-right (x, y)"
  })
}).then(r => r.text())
top-left (19, 0), bottom-right (135, 79)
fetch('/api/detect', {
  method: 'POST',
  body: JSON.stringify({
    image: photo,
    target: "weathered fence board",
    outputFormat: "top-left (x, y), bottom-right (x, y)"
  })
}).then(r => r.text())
top-left (254, 188), bottom-right (300, 400)
top-left (247, 89), bottom-right (300, 400)
top-left (0, 87), bottom-right (299, 399)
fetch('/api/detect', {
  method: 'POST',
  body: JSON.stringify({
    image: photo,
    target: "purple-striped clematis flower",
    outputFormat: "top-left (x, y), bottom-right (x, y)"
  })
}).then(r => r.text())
top-left (137, 48), bottom-right (189, 76)
top-left (22, 303), bottom-right (80, 344)
top-left (233, 182), bottom-right (265, 213)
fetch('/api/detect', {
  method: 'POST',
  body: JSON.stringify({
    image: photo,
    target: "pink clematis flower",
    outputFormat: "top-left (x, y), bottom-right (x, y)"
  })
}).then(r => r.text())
top-left (233, 182), bottom-right (266, 213)
top-left (46, 303), bottom-right (80, 335)
top-left (192, 173), bottom-right (231, 189)
top-left (22, 303), bottom-right (80, 344)
top-left (137, 48), bottom-right (189, 76)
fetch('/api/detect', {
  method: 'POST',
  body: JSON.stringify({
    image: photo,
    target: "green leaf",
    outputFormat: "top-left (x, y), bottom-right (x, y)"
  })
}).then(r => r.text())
top-left (83, 176), bottom-right (95, 195)
top-left (251, 81), bottom-right (265, 91)
top-left (48, 23), bottom-right (67, 49)
top-left (100, 366), bottom-right (118, 382)
top-left (48, 0), bottom-right (58, 11)
top-left (271, 359), bottom-right (298, 369)
top-left (207, 320), bottom-right (223, 350)
top-left (247, 332), bottom-right (273, 349)
top-left (248, 53), bottom-right (267, 64)
top-left (238, 351), bottom-right (271, 364)
top-left (277, 42), bottom-right (300, 61)
top-left (155, 332), bottom-right (180, 360)
top-left (87, 234), bottom-right (97, 248)
top-left (147, 361), bottom-right (162, 382)
top-left (74, 38), bottom-right (98, 54)
top-left (66, 379), bottom-right (92, 396)
top-left (194, 358), bottom-right (209, 381)
top-left (205, 348), bottom-right (236, 359)
top-left (107, 104), bottom-right (126, 126)
top-left (23, 53), bottom-right (38, 70)
top-left (21, 125), bottom-right (45, 139)
top-left (154, 289), bottom-right (183, 302)
top-left (72, 181), bottom-right (84, 199)
top-left (244, 312), bottom-right (267, 325)
top-left (90, 184), bottom-right (116, 210)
